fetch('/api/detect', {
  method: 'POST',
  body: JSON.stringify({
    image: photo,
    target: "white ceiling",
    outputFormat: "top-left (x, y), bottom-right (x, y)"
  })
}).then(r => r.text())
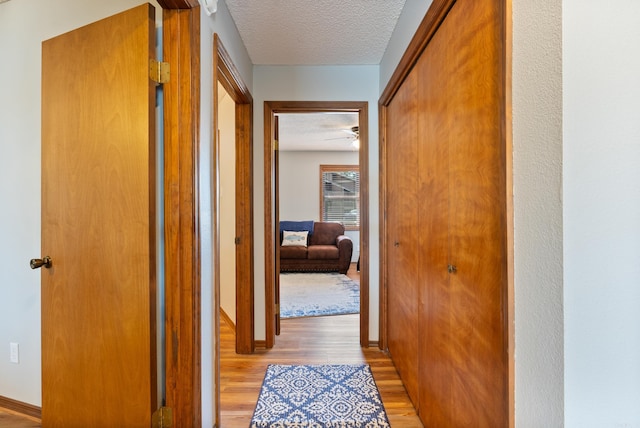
top-left (223, 0), bottom-right (406, 151)
top-left (225, 0), bottom-right (407, 66)
top-left (277, 112), bottom-right (360, 152)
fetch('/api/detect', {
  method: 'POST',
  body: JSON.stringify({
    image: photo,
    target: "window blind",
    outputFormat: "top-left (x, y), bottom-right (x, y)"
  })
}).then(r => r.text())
top-left (320, 165), bottom-right (359, 229)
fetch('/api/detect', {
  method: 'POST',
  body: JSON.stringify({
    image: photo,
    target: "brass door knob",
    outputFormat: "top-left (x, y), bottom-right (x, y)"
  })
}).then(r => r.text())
top-left (30, 256), bottom-right (52, 269)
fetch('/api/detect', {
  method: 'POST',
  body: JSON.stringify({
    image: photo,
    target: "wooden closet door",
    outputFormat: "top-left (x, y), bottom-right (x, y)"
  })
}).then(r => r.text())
top-left (416, 36), bottom-right (453, 426)
top-left (385, 70), bottom-right (420, 407)
top-left (418, 0), bottom-right (508, 426)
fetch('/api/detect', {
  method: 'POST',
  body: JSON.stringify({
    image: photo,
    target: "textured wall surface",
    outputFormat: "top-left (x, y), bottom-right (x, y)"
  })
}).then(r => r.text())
top-left (512, 0), bottom-right (565, 426)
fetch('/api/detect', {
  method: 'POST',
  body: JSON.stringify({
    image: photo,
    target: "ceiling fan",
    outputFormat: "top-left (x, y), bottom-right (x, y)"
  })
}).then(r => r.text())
top-left (325, 125), bottom-right (359, 142)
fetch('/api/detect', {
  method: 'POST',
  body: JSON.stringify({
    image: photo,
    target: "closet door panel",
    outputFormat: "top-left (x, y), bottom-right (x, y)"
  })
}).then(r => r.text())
top-left (416, 30), bottom-right (455, 427)
top-left (445, 0), bottom-right (508, 425)
top-left (385, 70), bottom-right (420, 407)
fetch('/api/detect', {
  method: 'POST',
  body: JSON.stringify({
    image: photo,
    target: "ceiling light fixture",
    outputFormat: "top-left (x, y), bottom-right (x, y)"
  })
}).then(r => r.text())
top-left (199, 0), bottom-right (217, 16)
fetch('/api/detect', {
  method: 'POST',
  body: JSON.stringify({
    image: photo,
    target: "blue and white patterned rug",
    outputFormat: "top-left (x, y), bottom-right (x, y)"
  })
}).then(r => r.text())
top-left (280, 273), bottom-right (360, 318)
top-left (250, 364), bottom-right (390, 428)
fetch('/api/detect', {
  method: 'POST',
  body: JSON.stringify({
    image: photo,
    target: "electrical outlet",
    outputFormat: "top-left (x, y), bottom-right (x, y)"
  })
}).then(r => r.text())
top-left (9, 342), bottom-right (19, 364)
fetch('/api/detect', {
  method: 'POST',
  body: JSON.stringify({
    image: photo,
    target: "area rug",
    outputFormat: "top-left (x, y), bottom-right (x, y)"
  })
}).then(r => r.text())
top-left (279, 273), bottom-right (359, 318)
top-left (250, 364), bottom-right (390, 428)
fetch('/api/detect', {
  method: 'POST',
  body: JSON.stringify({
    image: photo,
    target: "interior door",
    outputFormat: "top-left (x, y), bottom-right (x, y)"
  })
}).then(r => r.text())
top-left (40, 4), bottom-right (158, 426)
top-left (443, 0), bottom-right (507, 424)
top-left (417, 0), bottom-right (507, 426)
top-left (274, 115), bottom-right (281, 335)
top-left (385, 70), bottom-right (420, 407)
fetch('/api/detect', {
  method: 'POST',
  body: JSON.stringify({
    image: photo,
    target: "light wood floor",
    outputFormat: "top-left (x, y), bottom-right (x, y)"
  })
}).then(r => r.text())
top-left (0, 408), bottom-right (40, 427)
top-left (220, 314), bottom-right (423, 427)
top-left (220, 265), bottom-right (422, 427)
top-left (1, 266), bottom-right (422, 427)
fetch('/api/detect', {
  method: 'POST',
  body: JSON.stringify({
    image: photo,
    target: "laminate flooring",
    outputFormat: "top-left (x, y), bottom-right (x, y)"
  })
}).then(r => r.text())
top-left (2, 266), bottom-right (422, 427)
top-left (220, 264), bottom-right (422, 427)
top-left (220, 313), bottom-right (423, 427)
top-left (0, 408), bottom-right (40, 428)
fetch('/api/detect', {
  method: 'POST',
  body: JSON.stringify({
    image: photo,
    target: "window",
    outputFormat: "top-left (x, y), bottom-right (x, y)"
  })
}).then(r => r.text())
top-left (320, 165), bottom-right (360, 230)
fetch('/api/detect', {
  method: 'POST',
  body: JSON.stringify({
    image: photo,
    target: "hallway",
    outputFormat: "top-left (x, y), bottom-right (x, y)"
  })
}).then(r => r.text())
top-left (220, 313), bottom-right (423, 427)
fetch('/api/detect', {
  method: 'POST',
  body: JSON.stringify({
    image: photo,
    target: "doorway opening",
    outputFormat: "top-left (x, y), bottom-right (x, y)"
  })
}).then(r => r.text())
top-left (264, 101), bottom-right (370, 348)
top-left (213, 34), bottom-right (255, 360)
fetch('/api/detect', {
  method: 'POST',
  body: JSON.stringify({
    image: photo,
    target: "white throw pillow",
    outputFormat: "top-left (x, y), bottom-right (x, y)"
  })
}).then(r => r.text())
top-left (282, 230), bottom-right (308, 247)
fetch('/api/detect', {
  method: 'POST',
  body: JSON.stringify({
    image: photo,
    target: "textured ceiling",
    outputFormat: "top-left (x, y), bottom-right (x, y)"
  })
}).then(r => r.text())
top-left (277, 112), bottom-right (360, 152)
top-left (224, 0), bottom-right (406, 65)
top-left (224, 0), bottom-right (407, 151)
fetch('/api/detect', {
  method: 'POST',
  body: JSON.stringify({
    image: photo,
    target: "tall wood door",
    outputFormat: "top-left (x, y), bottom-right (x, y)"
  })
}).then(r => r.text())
top-left (437, 1), bottom-right (507, 425)
top-left (384, 0), bottom-right (507, 426)
top-left (40, 4), bottom-right (158, 427)
top-left (416, 30), bottom-right (453, 425)
top-left (385, 70), bottom-right (421, 407)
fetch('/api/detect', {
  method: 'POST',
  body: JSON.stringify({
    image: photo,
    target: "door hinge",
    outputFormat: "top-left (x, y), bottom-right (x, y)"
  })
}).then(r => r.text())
top-left (275, 303), bottom-right (280, 315)
top-left (235, 237), bottom-right (241, 245)
top-left (274, 139), bottom-right (279, 151)
top-left (152, 406), bottom-right (173, 428)
top-left (149, 59), bottom-right (170, 84)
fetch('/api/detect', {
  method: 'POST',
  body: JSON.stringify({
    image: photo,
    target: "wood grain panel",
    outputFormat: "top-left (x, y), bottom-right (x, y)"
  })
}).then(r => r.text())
top-left (41, 5), bottom-right (156, 426)
top-left (380, 0), bottom-right (509, 426)
top-left (445, 1), bottom-right (507, 425)
top-left (417, 0), bottom-right (508, 426)
top-left (416, 34), bottom-right (454, 425)
top-left (385, 71), bottom-right (421, 408)
top-left (162, 7), bottom-right (202, 427)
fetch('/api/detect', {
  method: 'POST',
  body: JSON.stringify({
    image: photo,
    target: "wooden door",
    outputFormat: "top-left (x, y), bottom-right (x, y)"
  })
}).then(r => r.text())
top-left (416, 34), bottom-right (453, 425)
top-left (417, 0), bottom-right (507, 426)
top-left (443, 0), bottom-right (507, 425)
top-left (41, 4), bottom-right (158, 427)
top-left (385, 71), bottom-right (421, 407)
top-left (274, 115), bottom-right (281, 335)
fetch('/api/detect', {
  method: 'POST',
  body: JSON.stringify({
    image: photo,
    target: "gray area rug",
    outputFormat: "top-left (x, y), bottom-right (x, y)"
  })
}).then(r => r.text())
top-left (279, 272), bottom-right (360, 318)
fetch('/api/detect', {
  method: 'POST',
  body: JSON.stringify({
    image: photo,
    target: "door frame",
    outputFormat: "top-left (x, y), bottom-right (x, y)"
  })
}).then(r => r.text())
top-left (212, 33), bottom-right (255, 357)
top-left (377, 0), bottom-right (514, 425)
top-left (157, 1), bottom-right (202, 425)
top-left (264, 101), bottom-right (370, 348)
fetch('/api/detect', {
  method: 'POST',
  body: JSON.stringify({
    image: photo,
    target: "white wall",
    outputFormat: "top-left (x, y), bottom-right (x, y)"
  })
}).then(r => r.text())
top-left (253, 65), bottom-right (380, 341)
top-left (279, 151), bottom-right (360, 261)
top-left (563, 2), bottom-right (640, 427)
top-left (512, 1), bottom-right (564, 426)
top-left (0, 0), bottom-right (162, 407)
top-left (219, 85), bottom-right (237, 323)
top-left (199, 3), bottom-right (253, 426)
top-left (379, 0), bottom-right (433, 93)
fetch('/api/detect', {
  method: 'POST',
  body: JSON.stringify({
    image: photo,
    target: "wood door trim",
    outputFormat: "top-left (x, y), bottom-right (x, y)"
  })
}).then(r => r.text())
top-left (160, 4), bottom-right (201, 427)
top-left (213, 33), bottom-right (255, 357)
top-left (379, 0), bottom-right (455, 104)
top-left (264, 101), bottom-right (370, 348)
